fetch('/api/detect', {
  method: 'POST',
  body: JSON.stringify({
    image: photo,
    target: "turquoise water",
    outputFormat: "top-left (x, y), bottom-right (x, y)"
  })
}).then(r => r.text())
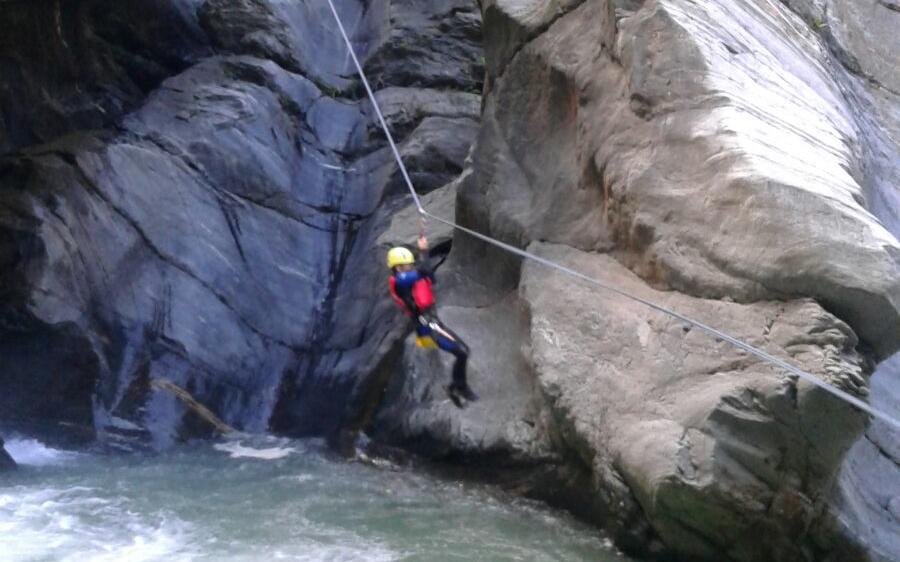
top-left (0, 436), bottom-right (627, 561)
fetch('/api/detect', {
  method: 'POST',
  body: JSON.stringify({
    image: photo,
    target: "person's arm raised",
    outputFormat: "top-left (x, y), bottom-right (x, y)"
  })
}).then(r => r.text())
top-left (416, 236), bottom-right (435, 279)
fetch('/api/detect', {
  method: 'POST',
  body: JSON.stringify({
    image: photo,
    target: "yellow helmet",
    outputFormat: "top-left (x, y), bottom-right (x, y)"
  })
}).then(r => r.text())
top-left (387, 247), bottom-right (415, 268)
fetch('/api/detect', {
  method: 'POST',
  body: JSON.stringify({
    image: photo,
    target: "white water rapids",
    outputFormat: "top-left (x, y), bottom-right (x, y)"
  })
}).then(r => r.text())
top-left (0, 436), bottom-right (626, 562)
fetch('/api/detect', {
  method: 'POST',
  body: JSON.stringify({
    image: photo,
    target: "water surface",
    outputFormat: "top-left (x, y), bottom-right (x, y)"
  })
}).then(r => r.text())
top-left (0, 436), bottom-right (627, 561)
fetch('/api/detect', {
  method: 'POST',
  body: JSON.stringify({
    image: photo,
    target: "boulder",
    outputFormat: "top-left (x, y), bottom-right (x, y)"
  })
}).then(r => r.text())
top-left (520, 243), bottom-right (870, 561)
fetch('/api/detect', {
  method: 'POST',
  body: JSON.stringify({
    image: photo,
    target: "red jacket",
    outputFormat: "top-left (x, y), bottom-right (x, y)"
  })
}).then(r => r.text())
top-left (389, 270), bottom-right (434, 316)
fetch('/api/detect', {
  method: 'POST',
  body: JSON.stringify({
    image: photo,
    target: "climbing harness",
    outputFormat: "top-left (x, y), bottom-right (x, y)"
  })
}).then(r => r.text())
top-left (325, 0), bottom-right (900, 431)
top-left (416, 335), bottom-right (438, 348)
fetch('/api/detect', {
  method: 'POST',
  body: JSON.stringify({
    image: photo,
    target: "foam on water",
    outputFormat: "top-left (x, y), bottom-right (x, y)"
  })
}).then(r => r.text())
top-left (3, 438), bottom-right (78, 466)
top-left (0, 436), bottom-right (626, 562)
top-left (213, 441), bottom-right (296, 460)
top-left (0, 486), bottom-right (196, 562)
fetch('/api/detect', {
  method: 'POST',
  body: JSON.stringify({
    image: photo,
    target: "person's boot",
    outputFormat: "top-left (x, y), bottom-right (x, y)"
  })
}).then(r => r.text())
top-left (458, 383), bottom-right (478, 402)
top-left (446, 383), bottom-right (478, 408)
top-left (445, 384), bottom-right (467, 409)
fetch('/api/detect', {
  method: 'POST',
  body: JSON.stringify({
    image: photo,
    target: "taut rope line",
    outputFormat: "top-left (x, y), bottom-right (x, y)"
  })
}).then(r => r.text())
top-left (324, 0), bottom-right (900, 431)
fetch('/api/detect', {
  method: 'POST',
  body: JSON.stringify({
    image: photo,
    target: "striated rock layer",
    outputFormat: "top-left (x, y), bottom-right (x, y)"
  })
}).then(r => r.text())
top-left (367, 0), bottom-right (900, 561)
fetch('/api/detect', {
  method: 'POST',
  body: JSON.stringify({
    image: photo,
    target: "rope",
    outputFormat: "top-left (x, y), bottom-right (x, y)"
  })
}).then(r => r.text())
top-left (325, 0), bottom-right (424, 215)
top-left (324, 0), bottom-right (900, 431)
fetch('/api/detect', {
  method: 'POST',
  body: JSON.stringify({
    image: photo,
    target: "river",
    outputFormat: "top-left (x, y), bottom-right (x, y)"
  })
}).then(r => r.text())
top-left (0, 435), bottom-right (628, 561)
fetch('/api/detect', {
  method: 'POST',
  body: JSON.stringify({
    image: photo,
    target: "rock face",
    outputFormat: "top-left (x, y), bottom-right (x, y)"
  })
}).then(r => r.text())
top-left (819, 0), bottom-right (900, 244)
top-left (367, 1), bottom-right (900, 561)
top-left (520, 245), bottom-right (871, 560)
top-left (837, 355), bottom-right (900, 562)
top-left (0, 0), bottom-right (211, 154)
top-left (3, 1), bottom-right (899, 561)
top-left (470, 0), bottom-right (900, 355)
top-left (0, 0), bottom-right (482, 447)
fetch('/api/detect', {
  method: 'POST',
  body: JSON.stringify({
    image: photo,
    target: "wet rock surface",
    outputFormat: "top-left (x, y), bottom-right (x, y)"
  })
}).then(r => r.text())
top-left (0, 0), bottom-right (483, 447)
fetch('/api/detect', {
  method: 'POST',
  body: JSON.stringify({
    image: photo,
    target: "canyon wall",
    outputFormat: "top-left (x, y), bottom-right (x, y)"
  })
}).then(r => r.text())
top-left (368, 1), bottom-right (900, 560)
top-left (0, 0), bottom-right (482, 447)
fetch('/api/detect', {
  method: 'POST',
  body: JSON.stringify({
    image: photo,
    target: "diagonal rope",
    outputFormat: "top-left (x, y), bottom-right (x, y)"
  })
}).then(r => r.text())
top-left (324, 0), bottom-right (900, 431)
top-left (325, 0), bottom-right (424, 214)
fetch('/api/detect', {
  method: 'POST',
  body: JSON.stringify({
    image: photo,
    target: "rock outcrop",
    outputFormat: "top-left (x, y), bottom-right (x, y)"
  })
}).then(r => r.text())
top-left (519, 245), bottom-right (871, 560)
top-left (366, 1), bottom-right (900, 561)
top-left (0, 0), bottom-right (482, 447)
top-left (470, 0), bottom-right (900, 355)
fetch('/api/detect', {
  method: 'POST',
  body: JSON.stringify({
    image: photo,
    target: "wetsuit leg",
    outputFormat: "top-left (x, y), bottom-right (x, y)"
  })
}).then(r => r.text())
top-left (425, 317), bottom-right (470, 387)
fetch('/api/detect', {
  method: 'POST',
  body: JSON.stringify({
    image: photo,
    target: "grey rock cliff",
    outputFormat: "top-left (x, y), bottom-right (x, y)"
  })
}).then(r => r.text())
top-left (0, 0), bottom-right (210, 154)
top-left (368, 0), bottom-right (900, 561)
top-left (519, 244), bottom-right (870, 560)
top-left (838, 355), bottom-right (900, 562)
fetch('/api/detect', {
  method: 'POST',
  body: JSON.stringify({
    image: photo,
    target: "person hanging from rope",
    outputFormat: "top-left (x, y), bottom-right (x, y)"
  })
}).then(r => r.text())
top-left (387, 235), bottom-right (478, 408)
